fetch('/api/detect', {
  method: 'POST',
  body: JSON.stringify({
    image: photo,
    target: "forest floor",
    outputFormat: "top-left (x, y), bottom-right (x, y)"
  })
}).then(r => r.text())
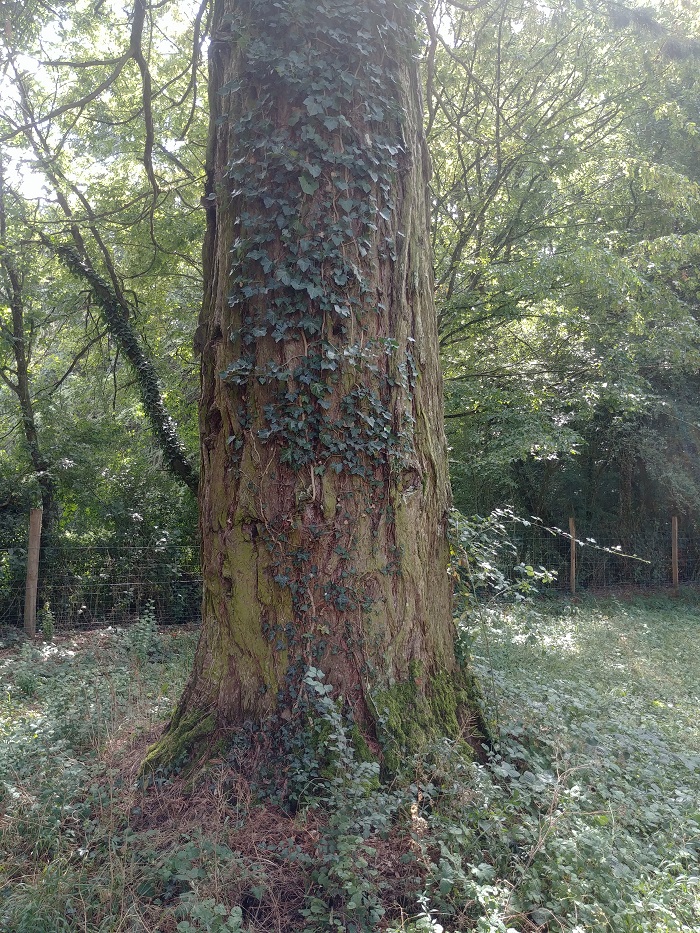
top-left (0, 595), bottom-right (698, 932)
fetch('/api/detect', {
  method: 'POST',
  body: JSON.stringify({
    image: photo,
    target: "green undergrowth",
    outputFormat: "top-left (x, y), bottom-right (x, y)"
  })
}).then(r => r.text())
top-left (0, 612), bottom-right (198, 930)
top-left (1, 596), bottom-right (699, 931)
top-left (464, 594), bottom-right (700, 932)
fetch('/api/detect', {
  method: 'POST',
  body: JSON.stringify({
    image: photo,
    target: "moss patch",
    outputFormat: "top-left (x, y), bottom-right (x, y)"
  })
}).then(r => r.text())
top-left (373, 665), bottom-right (487, 773)
top-left (349, 723), bottom-right (375, 764)
top-left (141, 709), bottom-right (216, 775)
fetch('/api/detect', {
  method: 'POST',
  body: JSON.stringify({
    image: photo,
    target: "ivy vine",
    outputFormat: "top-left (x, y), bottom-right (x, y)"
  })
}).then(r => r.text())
top-left (50, 241), bottom-right (199, 495)
top-left (218, 0), bottom-right (421, 478)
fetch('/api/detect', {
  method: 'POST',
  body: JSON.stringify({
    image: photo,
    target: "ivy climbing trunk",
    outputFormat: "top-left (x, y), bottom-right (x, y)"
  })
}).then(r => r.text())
top-left (156, 0), bottom-right (477, 763)
top-left (48, 242), bottom-right (199, 496)
top-left (0, 160), bottom-right (56, 549)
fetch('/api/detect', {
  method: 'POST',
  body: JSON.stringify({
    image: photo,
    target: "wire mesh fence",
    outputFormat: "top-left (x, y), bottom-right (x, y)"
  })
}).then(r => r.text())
top-left (0, 543), bottom-right (201, 630)
top-left (502, 520), bottom-right (700, 591)
top-left (1, 515), bottom-right (698, 633)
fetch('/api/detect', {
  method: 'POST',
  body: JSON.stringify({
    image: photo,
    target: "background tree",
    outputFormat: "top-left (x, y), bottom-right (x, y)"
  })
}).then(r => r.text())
top-left (0, 0), bottom-right (207, 621)
top-left (0, 0), bottom-right (206, 497)
top-left (428, 0), bottom-right (700, 565)
top-left (0, 162), bottom-right (56, 535)
top-left (0, 0), bottom-right (208, 550)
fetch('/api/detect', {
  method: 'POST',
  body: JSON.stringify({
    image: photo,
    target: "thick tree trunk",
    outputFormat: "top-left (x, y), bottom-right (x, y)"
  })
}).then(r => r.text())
top-left (154, 0), bottom-right (477, 764)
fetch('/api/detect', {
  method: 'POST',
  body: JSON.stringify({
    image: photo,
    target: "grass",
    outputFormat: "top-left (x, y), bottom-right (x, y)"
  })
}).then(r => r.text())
top-left (0, 612), bottom-right (199, 932)
top-left (0, 595), bottom-right (698, 931)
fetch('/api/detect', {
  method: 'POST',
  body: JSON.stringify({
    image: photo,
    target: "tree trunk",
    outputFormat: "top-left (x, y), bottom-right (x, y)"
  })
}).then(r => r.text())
top-left (0, 161), bottom-right (56, 538)
top-left (151, 0), bottom-right (478, 765)
top-left (49, 241), bottom-right (199, 496)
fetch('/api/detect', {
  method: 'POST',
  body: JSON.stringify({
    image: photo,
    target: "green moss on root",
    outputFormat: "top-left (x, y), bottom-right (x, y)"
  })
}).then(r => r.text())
top-left (141, 710), bottom-right (216, 775)
top-left (373, 665), bottom-right (487, 773)
top-left (349, 723), bottom-right (376, 764)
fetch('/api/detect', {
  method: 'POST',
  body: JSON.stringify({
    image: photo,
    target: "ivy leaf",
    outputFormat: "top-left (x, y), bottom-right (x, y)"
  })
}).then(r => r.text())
top-left (306, 283), bottom-right (325, 299)
top-left (299, 175), bottom-right (320, 196)
top-left (303, 95), bottom-right (325, 116)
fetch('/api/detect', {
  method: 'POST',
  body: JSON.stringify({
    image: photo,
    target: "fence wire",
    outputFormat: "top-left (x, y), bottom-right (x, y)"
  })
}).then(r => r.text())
top-left (505, 523), bottom-right (700, 590)
top-left (1, 520), bottom-right (698, 632)
top-left (0, 544), bottom-right (201, 630)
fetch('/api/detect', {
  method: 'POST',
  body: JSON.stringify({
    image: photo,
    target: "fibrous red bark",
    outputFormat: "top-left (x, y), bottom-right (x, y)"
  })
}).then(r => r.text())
top-left (165, 0), bottom-right (466, 750)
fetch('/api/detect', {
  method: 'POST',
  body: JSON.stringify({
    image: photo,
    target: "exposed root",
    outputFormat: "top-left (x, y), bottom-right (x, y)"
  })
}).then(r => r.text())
top-left (140, 708), bottom-right (216, 775)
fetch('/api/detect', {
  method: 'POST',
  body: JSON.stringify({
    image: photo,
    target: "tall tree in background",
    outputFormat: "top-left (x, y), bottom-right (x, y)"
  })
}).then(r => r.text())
top-left (0, 161), bottom-right (56, 533)
top-left (0, 0), bottom-right (205, 500)
top-left (150, 0), bottom-right (476, 758)
top-left (425, 0), bottom-right (700, 541)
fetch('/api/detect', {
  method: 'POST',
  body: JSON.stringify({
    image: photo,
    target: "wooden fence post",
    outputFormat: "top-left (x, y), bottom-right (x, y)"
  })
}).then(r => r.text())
top-left (24, 507), bottom-right (43, 638)
top-left (569, 516), bottom-right (576, 596)
top-left (672, 514), bottom-right (679, 595)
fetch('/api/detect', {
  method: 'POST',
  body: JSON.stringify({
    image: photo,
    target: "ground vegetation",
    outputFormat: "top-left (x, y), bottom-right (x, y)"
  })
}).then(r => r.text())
top-left (1, 596), bottom-right (698, 931)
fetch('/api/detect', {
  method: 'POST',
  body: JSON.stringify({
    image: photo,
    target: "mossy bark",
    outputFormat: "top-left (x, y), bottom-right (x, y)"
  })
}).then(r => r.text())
top-left (158, 0), bottom-right (482, 767)
top-left (142, 711), bottom-right (216, 774)
top-left (373, 666), bottom-right (487, 772)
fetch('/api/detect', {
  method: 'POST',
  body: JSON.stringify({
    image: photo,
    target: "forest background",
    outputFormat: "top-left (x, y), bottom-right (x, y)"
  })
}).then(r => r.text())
top-left (2, 0), bottom-right (700, 602)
